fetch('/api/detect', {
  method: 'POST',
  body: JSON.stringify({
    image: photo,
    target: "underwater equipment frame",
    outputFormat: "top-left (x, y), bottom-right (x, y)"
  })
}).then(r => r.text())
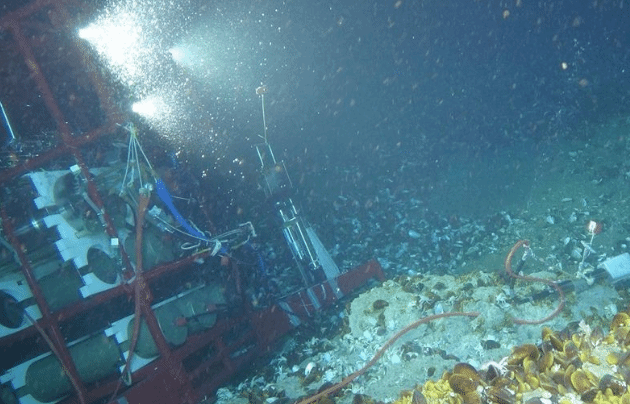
top-left (0, 3), bottom-right (385, 404)
top-left (254, 85), bottom-right (344, 290)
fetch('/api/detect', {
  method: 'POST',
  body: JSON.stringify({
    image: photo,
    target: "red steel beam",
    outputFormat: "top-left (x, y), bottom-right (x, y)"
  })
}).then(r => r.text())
top-left (6, 19), bottom-right (74, 145)
top-left (337, 259), bottom-right (386, 292)
top-left (0, 3), bottom-right (386, 404)
top-left (167, 260), bottom-right (385, 401)
top-left (8, 255), bottom-right (383, 404)
top-left (0, 6), bottom-right (191, 404)
top-left (0, 248), bottom-right (214, 349)
top-left (0, 1), bottom-right (125, 187)
top-left (0, 206), bottom-right (88, 403)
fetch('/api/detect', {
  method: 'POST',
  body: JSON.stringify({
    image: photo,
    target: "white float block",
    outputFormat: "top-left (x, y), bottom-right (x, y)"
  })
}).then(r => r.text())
top-left (80, 273), bottom-right (119, 298)
top-left (25, 171), bottom-right (68, 209)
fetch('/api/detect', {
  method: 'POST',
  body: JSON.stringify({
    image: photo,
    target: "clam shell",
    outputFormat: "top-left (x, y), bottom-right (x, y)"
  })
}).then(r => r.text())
top-left (448, 373), bottom-right (479, 395)
top-left (453, 363), bottom-right (481, 382)
top-left (538, 351), bottom-right (554, 372)
top-left (486, 386), bottom-right (515, 404)
top-left (508, 344), bottom-right (540, 365)
top-left (599, 374), bottom-right (627, 396)
top-left (612, 312), bottom-right (630, 331)
top-left (570, 369), bottom-right (593, 394)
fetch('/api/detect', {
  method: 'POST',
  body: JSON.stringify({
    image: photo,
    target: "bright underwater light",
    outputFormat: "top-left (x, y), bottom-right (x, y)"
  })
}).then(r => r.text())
top-left (77, 0), bottom-right (190, 134)
top-left (77, 0), bottom-right (239, 139)
top-left (130, 90), bottom-right (184, 134)
top-left (168, 43), bottom-right (206, 70)
top-left (78, 11), bottom-right (146, 82)
top-left (132, 96), bottom-right (168, 120)
top-left (168, 47), bottom-right (186, 64)
top-left (167, 39), bottom-right (225, 83)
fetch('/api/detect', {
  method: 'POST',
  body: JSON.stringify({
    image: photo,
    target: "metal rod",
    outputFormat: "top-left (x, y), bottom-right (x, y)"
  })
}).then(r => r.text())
top-left (261, 93), bottom-right (268, 143)
top-left (0, 100), bottom-right (17, 147)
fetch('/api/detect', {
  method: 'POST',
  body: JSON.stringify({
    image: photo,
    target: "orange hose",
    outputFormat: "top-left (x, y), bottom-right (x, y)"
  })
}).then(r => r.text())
top-left (108, 192), bottom-right (151, 402)
top-left (504, 239), bottom-right (565, 325)
top-left (23, 310), bottom-right (87, 404)
top-left (296, 240), bottom-right (566, 404)
top-left (294, 311), bottom-right (480, 404)
top-left (124, 192), bottom-right (151, 371)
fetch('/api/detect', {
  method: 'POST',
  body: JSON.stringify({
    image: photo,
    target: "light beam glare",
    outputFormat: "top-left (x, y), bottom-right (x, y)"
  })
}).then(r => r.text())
top-left (79, 11), bottom-right (146, 83)
top-left (132, 97), bottom-right (161, 118)
top-left (77, 0), bottom-right (227, 147)
top-left (169, 43), bottom-right (207, 71)
top-left (168, 47), bottom-right (186, 64)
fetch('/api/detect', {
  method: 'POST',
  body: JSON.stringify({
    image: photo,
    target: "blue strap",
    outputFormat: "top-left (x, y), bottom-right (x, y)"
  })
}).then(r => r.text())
top-left (155, 179), bottom-right (208, 240)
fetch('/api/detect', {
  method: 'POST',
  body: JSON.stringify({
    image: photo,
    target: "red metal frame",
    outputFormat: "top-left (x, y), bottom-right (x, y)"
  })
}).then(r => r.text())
top-left (0, 2), bottom-right (385, 403)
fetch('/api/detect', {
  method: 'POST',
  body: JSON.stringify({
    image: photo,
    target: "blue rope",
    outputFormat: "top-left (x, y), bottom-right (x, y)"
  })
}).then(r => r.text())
top-left (155, 179), bottom-right (208, 240)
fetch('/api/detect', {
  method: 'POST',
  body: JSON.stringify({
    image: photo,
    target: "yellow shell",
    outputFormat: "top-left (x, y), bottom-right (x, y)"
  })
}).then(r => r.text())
top-left (423, 379), bottom-right (455, 399)
top-left (525, 373), bottom-right (540, 390)
top-left (485, 386), bottom-right (515, 404)
top-left (570, 369), bottom-right (592, 394)
top-left (587, 355), bottom-right (601, 365)
top-left (390, 310), bottom-right (630, 404)
top-left (607, 352), bottom-right (619, 365)
top-left (539, 380), bottom-right (559, 395)
top-left (563, 363), bottom-right (576, 390)
top-left (538, 351), bottom-right (554, 372)
top-left (448, 373), bottom-right (479, 395)
top-left (508, 344), bottom-right (540, 365)
top-left (550, 333), bottom-right (564, 351)
top-left (449, 397), bottom-right (461, 404)
top-left (452, 363), bottom-right (481, 382)
top-left (571, 333), bottom-right (583, 349)
top-left (522, 356), bottom-right (536, 375)
top-left (611, 312), bottom-right (630, 331)
top-left (541, 326), bottom-right (553, 340)
top-left (542, 327), bottom-right (564, 351)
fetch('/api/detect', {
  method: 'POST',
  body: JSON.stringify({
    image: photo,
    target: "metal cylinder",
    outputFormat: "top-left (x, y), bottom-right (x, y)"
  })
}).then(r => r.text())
top-left (24, 334), bottom-right (120, 403)
top-left (0, 290), bottom-right (23, 329)
top-left (128, 302), bottom-right (188, 359)
top-left (37, 267), bottom-right (84, 311)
